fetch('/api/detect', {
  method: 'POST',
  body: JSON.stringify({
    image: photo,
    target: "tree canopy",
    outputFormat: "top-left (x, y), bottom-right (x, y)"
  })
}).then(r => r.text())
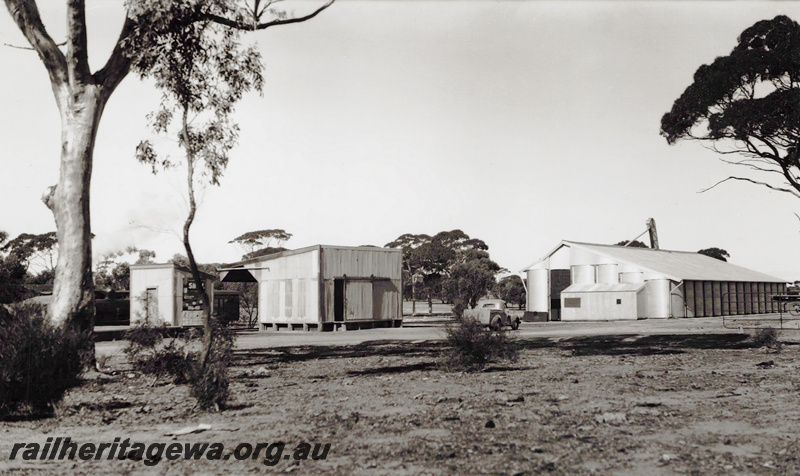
top-left (494, 275), bottom-right (526, 309)
top-left (698, 247), bottom-right (730, 262)
top-left (1, 232), bottom-right (58, 277)
top-left (615, 240), bottom-right (648, 248)
top-left (661, 15), bottom-right (800, 199)
top-left (385, 230), bottom-right (499, 313)
top-left (94, 247), bottom-right (156, 291)
top-left (443, 249), bottom-right (501, 315)
top-left (230, 229), bottom-right (292, 260)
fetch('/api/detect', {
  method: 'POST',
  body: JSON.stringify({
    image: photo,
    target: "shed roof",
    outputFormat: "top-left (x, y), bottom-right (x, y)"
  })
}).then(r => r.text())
top-left (523, 241), bottom-right (785, 283)
top-left (130, 262), bottom-right (217, 282)
top-left (220, 244), bottom-right (401, 269)
top-left (562, 282), bottom-right (645, 294)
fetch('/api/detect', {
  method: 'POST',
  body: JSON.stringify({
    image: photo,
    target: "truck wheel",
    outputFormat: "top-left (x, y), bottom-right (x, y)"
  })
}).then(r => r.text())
top-left (511, 318), bottom-right (520, 330)
top-left (490, 317), bottom-right (502, 331)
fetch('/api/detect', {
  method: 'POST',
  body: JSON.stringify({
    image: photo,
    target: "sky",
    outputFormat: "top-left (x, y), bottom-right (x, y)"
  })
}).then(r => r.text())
top-left (1, 1), bottom-right (799, 281)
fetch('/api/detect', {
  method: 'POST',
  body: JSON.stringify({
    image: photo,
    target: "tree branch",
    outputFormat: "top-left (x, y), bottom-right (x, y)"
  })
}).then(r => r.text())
top-left (4, 40), bottom-right (66, 50)
top-left (4, 0), bottom-right (68, 89)
top-left (206, 0), bottom-right (333, 31)
top-left (66, 0), bottom-right (91, 83)
top-left (95, 15), bottom-right (136, 100)
top-left (717, 157), bottom-right (784, 175)
top-left (699, 176), bottom-right (800, 198)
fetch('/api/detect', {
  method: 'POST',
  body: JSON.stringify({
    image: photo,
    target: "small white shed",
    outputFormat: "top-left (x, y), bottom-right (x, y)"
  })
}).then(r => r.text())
top-left (560, 283), bottom-right (645, 321)
top-left (129, 263), bottom-right (216, 327)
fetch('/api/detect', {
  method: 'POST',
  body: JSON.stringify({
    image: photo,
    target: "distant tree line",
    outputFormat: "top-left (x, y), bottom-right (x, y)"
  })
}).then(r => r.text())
top-left (0, 230), bottom-right (58, 303)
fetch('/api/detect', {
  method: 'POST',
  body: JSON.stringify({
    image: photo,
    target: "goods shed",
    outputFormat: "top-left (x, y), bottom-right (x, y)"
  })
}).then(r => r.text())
top-left (522, 241), bottom-right (787, 321)
top-left (219, 245), bottom-right (403, 331)
top-left (130, 263), bottom-right (216, 327)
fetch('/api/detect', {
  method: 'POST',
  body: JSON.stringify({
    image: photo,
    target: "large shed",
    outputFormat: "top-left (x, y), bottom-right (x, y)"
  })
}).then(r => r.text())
top-left (219, 245), bottom-right (403, 331)
top-left (522, 241), bottom-right (787, 321)
top-left (129, 263), bottom-right (216, 327)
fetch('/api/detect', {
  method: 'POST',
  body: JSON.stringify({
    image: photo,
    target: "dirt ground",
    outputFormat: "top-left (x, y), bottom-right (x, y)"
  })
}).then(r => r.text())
top-left (3, 324), bottom-right (800, 475)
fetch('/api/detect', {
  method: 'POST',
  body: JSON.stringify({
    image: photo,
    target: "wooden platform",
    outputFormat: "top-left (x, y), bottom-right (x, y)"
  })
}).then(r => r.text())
top-left (259, 320), bottom-right (403, 332)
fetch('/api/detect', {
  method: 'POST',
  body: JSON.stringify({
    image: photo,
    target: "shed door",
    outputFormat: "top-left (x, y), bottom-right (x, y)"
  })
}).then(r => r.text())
top-left (146, 287), bottom-right (158, 322)
top-left (345, 281), bottom-right (373, 321)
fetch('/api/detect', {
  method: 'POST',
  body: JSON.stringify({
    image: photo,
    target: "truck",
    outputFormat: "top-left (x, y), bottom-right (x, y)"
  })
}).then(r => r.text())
top-left (462, 299), bottom-right (520, 330)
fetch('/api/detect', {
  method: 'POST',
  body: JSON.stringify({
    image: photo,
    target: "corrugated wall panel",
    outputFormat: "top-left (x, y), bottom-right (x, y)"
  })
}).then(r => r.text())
top-left (671, 281), bottom-right (686, 318)
top-left (694, 281), bottom-right (705, 317)
top-left (769, 283), bottom-right (776, 313)
top-left (322, 247), bottom-right (402, 280)
top-left (757, 283), bottom-right (766, 313)
top-left (323, 281), bottom-right (335, 322)
top-left (736, 282), bottom-right (745, 315)
top-left (284, 280), bottom-right (293, 318)
top-left (744, 282), bottom-right (753, 313)
top-left (685, 280), bottom-right (695, 317)
top-left (721, 282), bottom-right (730, 315)
top-left (267, 281), bottom-right (280, 319)
top-left (373, 280), bottom-right (401, 320)
top-left (703, 281), bottom-right (713, 317)
top-left (712, 281), bottom-right (722, 316)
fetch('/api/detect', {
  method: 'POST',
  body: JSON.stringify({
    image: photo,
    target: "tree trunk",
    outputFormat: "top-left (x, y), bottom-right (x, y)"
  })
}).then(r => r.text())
top-left (46, 85), bottom-right (106, 332)
top-left (180, 106), bottom-right (213, 369)
top-left (428, 291), bottom-right (433, 314)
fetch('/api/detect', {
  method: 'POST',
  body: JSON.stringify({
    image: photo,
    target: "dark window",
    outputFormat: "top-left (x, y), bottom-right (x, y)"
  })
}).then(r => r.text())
top-left (564, 297), bottom-right (581, 308)
top-left (616, 299), bottom-right (622, 305)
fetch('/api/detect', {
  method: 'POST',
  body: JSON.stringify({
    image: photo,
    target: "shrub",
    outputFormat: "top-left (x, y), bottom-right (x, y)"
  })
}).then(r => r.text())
top-left (753, 326), bottom-right (781, 350)
top-left (124, 316), bottom-right (235, 410)
top-left (124, 319), bottom-right (193, 384)
top-left (440, 316), bottom-right (519, 372)
top-left (0, 304), bottom-right (93, 416)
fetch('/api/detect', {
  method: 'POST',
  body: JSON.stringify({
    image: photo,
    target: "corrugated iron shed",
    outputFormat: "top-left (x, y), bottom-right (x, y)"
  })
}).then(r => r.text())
top-left (523, 241), bottom-right (785, 283)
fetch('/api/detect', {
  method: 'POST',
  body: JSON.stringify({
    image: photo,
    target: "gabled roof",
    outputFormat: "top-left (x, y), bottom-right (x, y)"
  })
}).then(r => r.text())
top-left (130, 262), bottom-right (217, 282)
top-left (523, 241), bottom-right (785, 283)
top-left (220, 244), bottom-right (400, 269)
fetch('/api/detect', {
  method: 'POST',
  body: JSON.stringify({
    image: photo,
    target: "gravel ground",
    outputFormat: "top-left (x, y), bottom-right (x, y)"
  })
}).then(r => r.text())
top-left (3, 318), bottom-right (800, 474)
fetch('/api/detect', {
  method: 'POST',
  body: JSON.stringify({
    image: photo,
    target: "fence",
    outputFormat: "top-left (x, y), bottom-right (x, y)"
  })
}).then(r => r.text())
top-left (722, 293), bottom-right (800, 330)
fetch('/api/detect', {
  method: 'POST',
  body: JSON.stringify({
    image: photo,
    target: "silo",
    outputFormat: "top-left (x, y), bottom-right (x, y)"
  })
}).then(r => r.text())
top-left (571, 265), bottom-right (595, 284)
top-left (620, 271), bottom-right (644, 284)
top-left (527, 269), bottom-right (549, 313)
top-left (596, 264), bottom-right (619, 284)
top-left (646, 279), bottom-right (671, 318)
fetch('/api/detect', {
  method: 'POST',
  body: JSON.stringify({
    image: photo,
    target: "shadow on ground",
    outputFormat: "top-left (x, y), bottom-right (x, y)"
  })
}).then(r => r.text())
top-left (234, 333), bottom-right (769, 371)
top-left (530, 333), bottom-right (760, 357)
top-left (235, 340), bottom-right (448, 367)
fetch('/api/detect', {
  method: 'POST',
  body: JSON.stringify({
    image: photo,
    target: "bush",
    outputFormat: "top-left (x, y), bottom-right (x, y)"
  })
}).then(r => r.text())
top-left (124, 319), bottom-right (193, 384)
top-left (753, 326), bottom-right (781, 350)
top-left (440, 316), bottom-right (519, 372)
top-left (124, 316), bottom-right (235, 410)
top-left (0, 304), bottom-right (93, 416)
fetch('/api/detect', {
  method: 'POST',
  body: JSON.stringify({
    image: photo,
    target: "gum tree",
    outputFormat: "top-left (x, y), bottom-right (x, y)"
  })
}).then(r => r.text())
top-left (385, 233), bottom-right (431, 313)
top-left (661, 15), bottom-right (800, 201)
top-left (131, 8), bottom-right (263, 368)
top-left (3, 0), bottom-right (333, 330)
top-left (229, 229), bottom-right (292, 259)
